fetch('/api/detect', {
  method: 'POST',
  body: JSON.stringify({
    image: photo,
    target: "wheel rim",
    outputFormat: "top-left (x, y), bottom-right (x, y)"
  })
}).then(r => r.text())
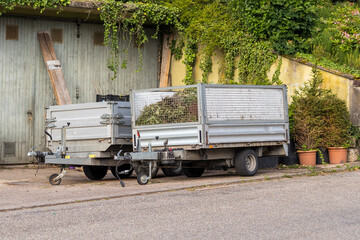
top-left (245, 154), bottom-right (256, 171)
top-left (49, 174), bottom-right (61, 185)
top-left (140, 174), bottom-right (148, 184)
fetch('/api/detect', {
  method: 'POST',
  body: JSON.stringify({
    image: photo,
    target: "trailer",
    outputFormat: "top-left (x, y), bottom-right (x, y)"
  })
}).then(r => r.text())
top-left (28, 101), bottom-right (134, 185)
top-left (116, 83), bottom-right (290, 185)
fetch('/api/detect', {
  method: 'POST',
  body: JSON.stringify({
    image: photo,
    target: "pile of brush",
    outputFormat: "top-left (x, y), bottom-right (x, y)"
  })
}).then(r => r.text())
top-left (136, 90), bottom-right (198, 125)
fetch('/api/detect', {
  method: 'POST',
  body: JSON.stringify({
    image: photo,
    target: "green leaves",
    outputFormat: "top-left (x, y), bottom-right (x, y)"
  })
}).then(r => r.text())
top-left (306, 1), bottom-right (360, 72)
top-left (0, 0), bottom-right (71, 15)
top-left (164, 0), bottom-right (280, 85)
top-left (98, 1), bottom-right (181, 80)
top-left (229, 0), bottom-right (317, 54)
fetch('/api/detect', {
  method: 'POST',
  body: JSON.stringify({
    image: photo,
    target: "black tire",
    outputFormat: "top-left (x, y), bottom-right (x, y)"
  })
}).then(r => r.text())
top-left (137, 172), bottom-right (149, 185)
top-left (49, 173), bottom-right (61, 185)
top-left (162, 166), bottom-right (183, 177)
top-left (183, 167), bottom-right (205, 178)
top-left (83, 166), bottom-right (108, 180)
top-left (134, 162), bottom-right (159, 178)
top-left (110, 164), bottom-right (134, 178)
top-left (234, 149), bottom-right (258, 176)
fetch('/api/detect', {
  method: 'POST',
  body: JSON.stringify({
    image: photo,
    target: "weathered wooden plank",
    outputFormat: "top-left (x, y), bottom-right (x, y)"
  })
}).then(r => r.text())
top-left (37, 31), bottom-right (72, 105)
top-left (43, 31), bottom-right (57, 60)
top-left (159, 34), bottom-right (173, 88)
top-left (37, 32), bottom-right (53, 63)
top-left (51, 69), bottom-right (72, 105)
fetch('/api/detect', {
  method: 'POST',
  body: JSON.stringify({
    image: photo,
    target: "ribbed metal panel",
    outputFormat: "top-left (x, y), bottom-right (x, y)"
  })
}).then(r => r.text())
top-left (0, 17), bottom-right (35, 164)
top-left (47, 101), bottom-right (131, 141)
top-left (207, 123), bottom-right (287, 144)
top-left (0, 16), bottom-right (159, 164)
top-left (46, 101), bottom-right (131, 153)
top-left (205, 87), bottom-right (285, 122)
top-left (134, 125), bottom-right (201, 149)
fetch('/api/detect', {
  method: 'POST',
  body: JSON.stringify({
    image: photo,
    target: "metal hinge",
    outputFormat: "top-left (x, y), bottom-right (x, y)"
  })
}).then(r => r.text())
top-left (45, 118), bottom-right (57, 128)
top-left (100, 113), bottom-right (125, 125)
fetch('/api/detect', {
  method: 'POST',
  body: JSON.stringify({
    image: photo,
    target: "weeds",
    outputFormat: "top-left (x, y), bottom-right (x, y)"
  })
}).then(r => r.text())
top-left (346, 164), bottom-right (360, 172)
top-left (307, 166), bottom-right (320, 176)
top-left (317, 149), bottom-right (327, 166)
top-left (328, 169), bottom-right (338, 173)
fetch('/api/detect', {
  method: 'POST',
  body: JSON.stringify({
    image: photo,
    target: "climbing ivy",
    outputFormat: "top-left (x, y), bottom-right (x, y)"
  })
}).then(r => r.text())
top-left (0, 0), bottom-right (70, 13)
top-left (161, 0), bottom-right (282, 85)
top-left (99, 1), bottom-right (180, 79)
top-left (182, 40), bottom-right (197, 85)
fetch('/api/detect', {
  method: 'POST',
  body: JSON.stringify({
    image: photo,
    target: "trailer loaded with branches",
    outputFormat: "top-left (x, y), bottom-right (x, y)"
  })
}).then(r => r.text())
top-left (117, 83), bottom-right (290, 185)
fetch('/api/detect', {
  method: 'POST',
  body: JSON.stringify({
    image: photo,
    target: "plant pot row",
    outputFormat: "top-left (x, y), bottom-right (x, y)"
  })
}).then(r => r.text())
top-left (298, 147), bottom-right (347, 166)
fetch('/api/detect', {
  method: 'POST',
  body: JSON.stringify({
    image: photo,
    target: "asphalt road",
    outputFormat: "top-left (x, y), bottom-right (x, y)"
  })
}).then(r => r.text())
top-left (1, 171), bottom-right (360, 240)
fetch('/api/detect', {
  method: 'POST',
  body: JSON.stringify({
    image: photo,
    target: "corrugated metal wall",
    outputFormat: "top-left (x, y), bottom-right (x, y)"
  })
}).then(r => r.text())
top-left (0, 16), bottom-right (160, 164)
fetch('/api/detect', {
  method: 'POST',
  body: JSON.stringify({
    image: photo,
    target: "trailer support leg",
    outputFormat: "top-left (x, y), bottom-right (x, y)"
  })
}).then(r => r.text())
top-left (49, 165), bottom-right (67, 185)
top-left (148, 161), bottom-right (152, 180)
top-left (136, 161), bottom-right (153, 185)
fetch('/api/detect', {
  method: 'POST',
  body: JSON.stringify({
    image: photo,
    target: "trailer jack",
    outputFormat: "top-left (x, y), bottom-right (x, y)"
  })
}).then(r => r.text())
top-left (49, 165), bottom-right (67, 185)
top-left (137, 161), bottom-right (153, 185)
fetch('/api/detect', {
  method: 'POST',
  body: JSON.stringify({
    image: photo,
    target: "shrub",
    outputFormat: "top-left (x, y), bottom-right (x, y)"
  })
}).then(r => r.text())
top-left (290, 66), bottom-right (351, 150)
top-left (322, 93), bottom-right (352, 147)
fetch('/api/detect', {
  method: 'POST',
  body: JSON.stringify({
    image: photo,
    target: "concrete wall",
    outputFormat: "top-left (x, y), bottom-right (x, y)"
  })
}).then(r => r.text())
top-left (268, 57), bottom-right (350, 106)
top-left (170, 50), bottom-right (224, 86)
top-left (268, 57), bottom-right (360, 126)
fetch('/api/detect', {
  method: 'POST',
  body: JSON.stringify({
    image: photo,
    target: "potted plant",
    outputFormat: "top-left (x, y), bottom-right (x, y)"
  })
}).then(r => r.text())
top-left (321, 93), bottom-right (352, 164)
top-left (290, 65), bottom-right (353, 165)
top-left (290, 67), bottom-right (325, 166)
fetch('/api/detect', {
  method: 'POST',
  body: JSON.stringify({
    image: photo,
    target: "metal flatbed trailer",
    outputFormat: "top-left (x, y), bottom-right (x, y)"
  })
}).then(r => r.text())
top-left (116, 83), bottom-right (289, 185)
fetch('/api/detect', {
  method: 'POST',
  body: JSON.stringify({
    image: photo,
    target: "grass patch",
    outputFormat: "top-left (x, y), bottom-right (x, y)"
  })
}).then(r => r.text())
top-left (295, 53), bottom-right (360, 78)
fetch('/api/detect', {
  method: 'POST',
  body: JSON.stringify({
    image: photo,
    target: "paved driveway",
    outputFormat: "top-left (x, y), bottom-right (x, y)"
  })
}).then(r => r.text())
top-left (1, 167), bottom-right (360, 239)
top-left (0, 163), bottom-right (357, 212)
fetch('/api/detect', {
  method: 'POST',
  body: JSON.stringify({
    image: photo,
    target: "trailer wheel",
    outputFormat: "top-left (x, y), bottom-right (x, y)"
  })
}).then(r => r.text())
top-left (134, 162), bottom-right (159, 178)
top-left (137, 172), bottom-right (149, 185)
top-left (235, 149), bottom-right (258, 176)
top-left (183, 167), bottom-right (205, 178)
top-left (49, 174), bottom-right (62, 185)
top-left (83, 166), bottom-right (108, 180)
top-left (110, 164), bottom-right (133, 178)
top-left (162, 166), bottom-right (183, 177)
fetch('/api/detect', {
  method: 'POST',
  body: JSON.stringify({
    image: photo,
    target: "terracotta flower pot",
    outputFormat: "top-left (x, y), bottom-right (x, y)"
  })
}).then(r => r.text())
top-left (297, 150), bottom-right (317, 166)
top-left (328, 147), bottom-right (347, 164)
